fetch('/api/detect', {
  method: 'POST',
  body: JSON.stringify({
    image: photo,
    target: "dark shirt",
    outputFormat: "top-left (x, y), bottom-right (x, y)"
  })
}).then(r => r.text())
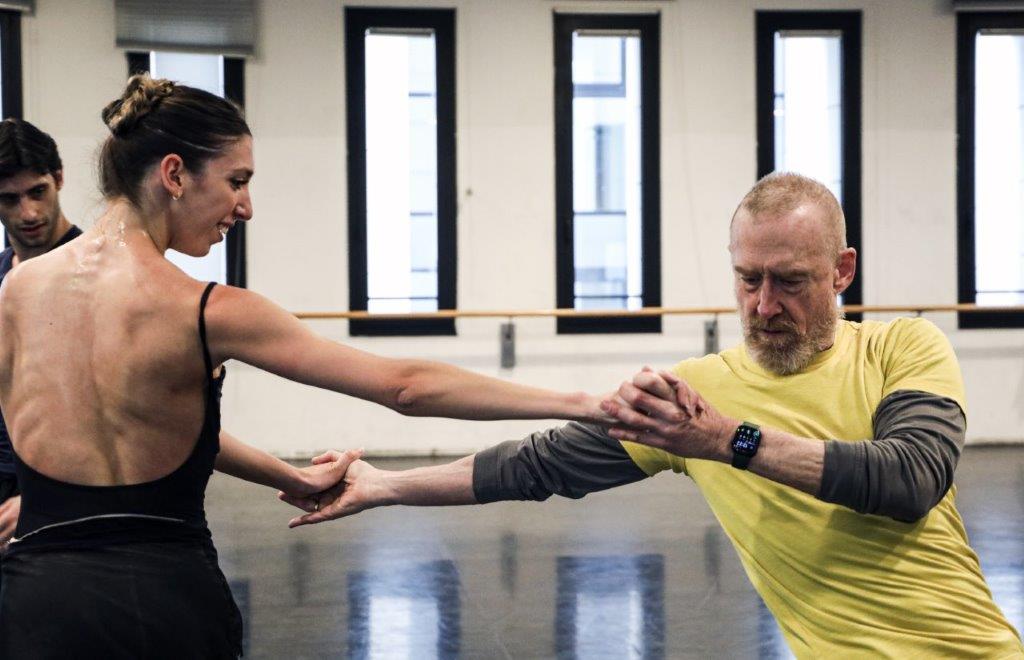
top-left (0, 225), bottom-right (83, 477)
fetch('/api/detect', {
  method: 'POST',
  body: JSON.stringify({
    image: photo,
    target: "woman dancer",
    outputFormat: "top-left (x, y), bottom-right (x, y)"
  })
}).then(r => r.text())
top-left (0, 75), bottom-right (604, 658)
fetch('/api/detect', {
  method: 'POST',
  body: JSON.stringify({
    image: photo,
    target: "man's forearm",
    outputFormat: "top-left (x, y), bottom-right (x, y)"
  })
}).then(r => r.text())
top-left (214, 430), bottom-right (304, 494)
top-left (377, 454), bottom-right (477, 506)
top-left (745, 428), bottom-right (825, 495)
top-left (373, 423), bottom-right (647, 509)
top-left (728, 391), bottom-right (965, 521)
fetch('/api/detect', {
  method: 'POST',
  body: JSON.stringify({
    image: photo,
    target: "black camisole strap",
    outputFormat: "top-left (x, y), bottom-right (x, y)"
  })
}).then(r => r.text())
top-left (198, 282), bottom-right (217, 378)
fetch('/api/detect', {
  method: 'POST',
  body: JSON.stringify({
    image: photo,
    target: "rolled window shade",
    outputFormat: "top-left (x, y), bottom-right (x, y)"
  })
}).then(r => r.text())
top-left (115, 0), bottom-right (255, 56)
top-left (954, 0), bottom-right (1024, 10)
top-left (0, 1), bottom-right (33, 12)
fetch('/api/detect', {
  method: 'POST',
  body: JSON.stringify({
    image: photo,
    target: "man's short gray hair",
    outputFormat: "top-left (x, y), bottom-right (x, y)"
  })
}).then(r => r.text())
top-left (730, 172), bottom-right (847, 260)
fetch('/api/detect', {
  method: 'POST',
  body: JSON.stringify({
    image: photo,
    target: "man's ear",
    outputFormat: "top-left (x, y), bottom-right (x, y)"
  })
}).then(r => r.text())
top-left (834, 247), bottom-right (857, 295)
top-left (51, 169), bottom-right (64, 191)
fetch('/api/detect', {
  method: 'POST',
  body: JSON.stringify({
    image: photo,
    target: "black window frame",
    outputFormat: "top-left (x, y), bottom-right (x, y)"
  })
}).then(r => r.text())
top-left (0, 9), bottom-right (22, 121)
top-left (956, 11), bottom-right (1024, 328)
top-left (127, 51), bottom-right (248, 289)
top-left (0, 9), bottom-right (21, 250)
top-left (755, 11), bottom-right (863, 320)
top-left (344, 7), bottom-right (457, 336)
top-left (554, 13), bottom-right (662, 334)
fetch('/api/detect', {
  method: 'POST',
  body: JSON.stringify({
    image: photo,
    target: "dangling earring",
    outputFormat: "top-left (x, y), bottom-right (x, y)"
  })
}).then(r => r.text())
top-left (172, 191), bottom-right (182, 201)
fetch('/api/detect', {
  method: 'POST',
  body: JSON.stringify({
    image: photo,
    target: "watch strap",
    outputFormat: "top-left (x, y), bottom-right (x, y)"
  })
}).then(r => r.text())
top-left (731, 450), bottom-right (754, 470)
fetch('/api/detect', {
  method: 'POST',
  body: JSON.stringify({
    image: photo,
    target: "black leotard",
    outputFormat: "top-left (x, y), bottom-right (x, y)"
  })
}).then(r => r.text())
top-left (9, 281), bottom-right (222, 552)
top-left (0, 282), bottom-right (243, 659)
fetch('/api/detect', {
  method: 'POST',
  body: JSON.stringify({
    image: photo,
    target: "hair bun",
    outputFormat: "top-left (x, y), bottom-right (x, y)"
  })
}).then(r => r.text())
top-left (101, 73), bottom-right (175, 138)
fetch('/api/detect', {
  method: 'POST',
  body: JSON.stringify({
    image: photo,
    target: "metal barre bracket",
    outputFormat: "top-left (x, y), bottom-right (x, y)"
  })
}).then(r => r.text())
top-left (704, 317), bottom-right (719, 355)
top-left (500, 321), bottom-right (516, 369)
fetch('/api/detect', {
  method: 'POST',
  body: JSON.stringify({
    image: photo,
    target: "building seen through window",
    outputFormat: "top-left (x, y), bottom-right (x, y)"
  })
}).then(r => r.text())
top-left (571, 32), bottom-right (643, 311)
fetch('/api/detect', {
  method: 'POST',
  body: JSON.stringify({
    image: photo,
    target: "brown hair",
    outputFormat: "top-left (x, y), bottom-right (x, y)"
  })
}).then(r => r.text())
top-left (0, 118), bottom-right (62, 181)
top-left (99, 73), bottom-right (250, 205)
top-left (730, 172), bottom-right (847, 259)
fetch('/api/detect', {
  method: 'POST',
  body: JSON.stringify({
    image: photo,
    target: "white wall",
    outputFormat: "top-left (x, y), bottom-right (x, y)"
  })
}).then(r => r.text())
top-left (19, 0), bottom-right (1024, 455)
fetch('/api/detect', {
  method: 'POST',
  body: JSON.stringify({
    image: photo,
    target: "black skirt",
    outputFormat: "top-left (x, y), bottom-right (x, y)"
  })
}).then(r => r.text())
top-left (0, 534), bottom-right (242, 659)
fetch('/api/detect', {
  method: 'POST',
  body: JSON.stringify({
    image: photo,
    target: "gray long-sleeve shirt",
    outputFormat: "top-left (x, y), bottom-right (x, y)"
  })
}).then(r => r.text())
top-left (473, 389), bottom-right (965, 522)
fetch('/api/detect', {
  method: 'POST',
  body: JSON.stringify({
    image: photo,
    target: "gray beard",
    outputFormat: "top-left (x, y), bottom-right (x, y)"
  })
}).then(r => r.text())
top-left (744, 310), bottom-right (840, 376)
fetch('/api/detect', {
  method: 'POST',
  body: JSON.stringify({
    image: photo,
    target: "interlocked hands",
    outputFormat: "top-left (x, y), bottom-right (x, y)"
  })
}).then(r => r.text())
top-left (600, 367), bottom-right (735, 462)
top-left (280, 450), bottom-right (387, 528)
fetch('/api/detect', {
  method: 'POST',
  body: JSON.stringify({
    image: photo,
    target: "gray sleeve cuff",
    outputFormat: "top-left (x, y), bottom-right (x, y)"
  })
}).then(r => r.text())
top-left (818, 390), bottom-right (966, 522)
top-left (472, 422), bottom-right (648, 504)
top-left (818, 440), bottom-right (868, 509)
top-left (473, 440), bottom-right (522, 504)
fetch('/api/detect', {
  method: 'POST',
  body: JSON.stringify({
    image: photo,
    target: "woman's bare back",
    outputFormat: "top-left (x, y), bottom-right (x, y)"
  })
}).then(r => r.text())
top-left (0, 224), bottom-right (215, 486)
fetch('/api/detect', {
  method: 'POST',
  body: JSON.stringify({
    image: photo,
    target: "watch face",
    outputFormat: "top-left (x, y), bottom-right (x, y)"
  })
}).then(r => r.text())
top-left (732, 424), bottom-right (761, 456)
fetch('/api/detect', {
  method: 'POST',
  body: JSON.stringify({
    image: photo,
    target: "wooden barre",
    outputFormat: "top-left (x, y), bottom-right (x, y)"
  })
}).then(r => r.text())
top-left (293, 304), bottom-right (1024, 321)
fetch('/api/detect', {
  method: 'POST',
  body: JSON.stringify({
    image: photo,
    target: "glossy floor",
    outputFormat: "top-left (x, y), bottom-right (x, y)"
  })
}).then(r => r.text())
top-left (206, 446), bottom-right (1024, 659)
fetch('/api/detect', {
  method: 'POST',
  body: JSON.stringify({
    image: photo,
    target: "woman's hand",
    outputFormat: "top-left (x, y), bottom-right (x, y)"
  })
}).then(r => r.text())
top-left (280, 452), bottom-right (392, 527)
top-left (286, 448), bottom-right (364, 499)
top-left (581, 391), bottom-right (621, 426)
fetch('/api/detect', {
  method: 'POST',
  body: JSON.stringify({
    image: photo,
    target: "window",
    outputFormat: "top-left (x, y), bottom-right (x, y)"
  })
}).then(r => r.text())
top-left (126, 51), bottom-right (247, 287)
top-left (345, 8), bottom-right (456, 336)
top-left (555, 14), bottom-right (661, 334)
top-left (957, 12), bottom-right (1024, 328)
top-left (0, 9), bottom-right (21, 249)
top-left (756, 11), bottom-right (862, 315)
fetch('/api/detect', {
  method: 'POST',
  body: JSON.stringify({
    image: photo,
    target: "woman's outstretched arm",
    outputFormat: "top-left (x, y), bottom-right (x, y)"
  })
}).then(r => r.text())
top-left (204, 286), bottom-right (609, 423)
top-left (214, 429), bottom-right (361, 497)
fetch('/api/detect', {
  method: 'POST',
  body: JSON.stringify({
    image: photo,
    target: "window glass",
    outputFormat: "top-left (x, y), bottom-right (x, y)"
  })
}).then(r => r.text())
top-left (571, 32), bottom-right (643, 311)
top-left (364, 30), bottom-right (439, 313)
top-left (772, 32), bottom-right (843, 203)
top-left (974, 33), bottom-right (1024, 306)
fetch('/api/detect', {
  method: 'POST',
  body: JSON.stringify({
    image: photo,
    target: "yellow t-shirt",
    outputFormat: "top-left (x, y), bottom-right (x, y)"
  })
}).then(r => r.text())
top-left (623, 318), bottom-right (1023, 658)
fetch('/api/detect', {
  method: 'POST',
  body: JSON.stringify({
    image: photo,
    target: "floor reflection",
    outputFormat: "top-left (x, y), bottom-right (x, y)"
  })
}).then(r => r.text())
top-left (501, 531), bottom-right (518, 595)
top-left (962, 464), bottom-right (1024, 635)
top-left (288, 541), bottom-right (311, 606)
top-left (347, 559), bottom-right (460, 660)
top-left (757, 597), bottom-right (792, 660)
top-left (555, 554), bottom-right (664, 660)
top-left (227, 578), bottom-right (251, 656)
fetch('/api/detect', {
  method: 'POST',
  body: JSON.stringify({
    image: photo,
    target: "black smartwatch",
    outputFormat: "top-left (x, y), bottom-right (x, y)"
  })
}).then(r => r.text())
top-left (730, 421), bottom-right (762, 470)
